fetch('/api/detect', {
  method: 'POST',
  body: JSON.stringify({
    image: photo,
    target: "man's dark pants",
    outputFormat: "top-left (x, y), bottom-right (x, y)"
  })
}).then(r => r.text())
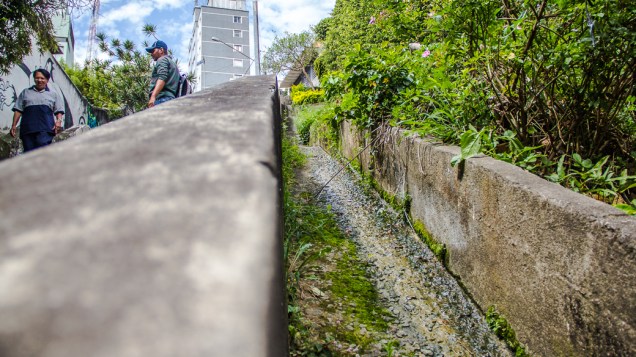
top-left (22, 132), bottom-right (55, 152)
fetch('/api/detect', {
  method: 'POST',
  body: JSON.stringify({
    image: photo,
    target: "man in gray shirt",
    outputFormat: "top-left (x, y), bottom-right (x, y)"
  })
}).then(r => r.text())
top-left (146, 40), bottom-right (180, 108)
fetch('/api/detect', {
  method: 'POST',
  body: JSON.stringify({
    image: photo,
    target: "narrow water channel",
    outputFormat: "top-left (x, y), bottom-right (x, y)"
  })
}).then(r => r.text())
top-left (297, 144), bottom-right (512, 356)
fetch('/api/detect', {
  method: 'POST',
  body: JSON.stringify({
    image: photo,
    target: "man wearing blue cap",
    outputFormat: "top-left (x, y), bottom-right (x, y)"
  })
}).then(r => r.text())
top-left (145, 40), bottom-right (180, 108)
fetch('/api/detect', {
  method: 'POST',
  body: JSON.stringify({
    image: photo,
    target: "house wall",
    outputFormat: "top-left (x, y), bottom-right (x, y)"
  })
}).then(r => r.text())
top-left (52, 10), bottom-right (75, 65)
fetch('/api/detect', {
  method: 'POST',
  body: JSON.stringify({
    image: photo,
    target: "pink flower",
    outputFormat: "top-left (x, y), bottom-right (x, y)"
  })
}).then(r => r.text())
top-left (422, 50), bottom-right (431, 58)
top-left (369, 16), bottom-right (376, 24)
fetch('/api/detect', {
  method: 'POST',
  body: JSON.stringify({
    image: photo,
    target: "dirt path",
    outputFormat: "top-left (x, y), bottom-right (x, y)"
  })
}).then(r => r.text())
top-left (295, 145), bottom-right (511, 356)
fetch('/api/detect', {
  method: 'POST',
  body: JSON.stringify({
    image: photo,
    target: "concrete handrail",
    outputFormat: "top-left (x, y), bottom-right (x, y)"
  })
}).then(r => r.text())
top-left (0, 76), bottom-right (288, 356)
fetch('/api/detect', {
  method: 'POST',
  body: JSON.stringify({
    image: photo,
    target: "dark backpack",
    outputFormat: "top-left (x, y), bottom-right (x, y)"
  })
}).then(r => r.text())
top-left (176, 73), bottom-right (192, 97)
top-left (168, 57), bottom-right (191, 98)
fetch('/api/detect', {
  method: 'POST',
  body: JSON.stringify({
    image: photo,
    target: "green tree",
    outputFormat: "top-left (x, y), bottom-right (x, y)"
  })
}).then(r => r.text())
top-left (63, 60), bottom-right (119, 112)
top-left (262, 31), bottom-right (318, 87)
top-left (312, 17), bottom-right (331, 42)
top-left (65, 32), bottom-right (153, 118)
top-left (95, 33), bottom-right (153, 115)
top-left (66, 24), bottom-right (194, 118)
top-left (316, 0), bottom-right (382, 74)
top-left (0, 0), bottom-right (91, 73)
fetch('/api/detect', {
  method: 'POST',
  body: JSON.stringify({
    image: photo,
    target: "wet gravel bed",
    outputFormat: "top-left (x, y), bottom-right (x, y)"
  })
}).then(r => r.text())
top-left (301, 145), bottom-right (512, 357)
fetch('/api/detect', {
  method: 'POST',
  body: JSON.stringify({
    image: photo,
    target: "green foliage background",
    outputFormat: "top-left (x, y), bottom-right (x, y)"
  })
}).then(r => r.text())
top-left (63, 33), bottom-right (154, 118)
top-left (0, 0), bottom-right (73, 73)
top-left (63, 25), bottom-right (195, 119)
top-left (262, 31), bottom-right (318, 84)
top-left (313, 0), bottom-right (636, 212)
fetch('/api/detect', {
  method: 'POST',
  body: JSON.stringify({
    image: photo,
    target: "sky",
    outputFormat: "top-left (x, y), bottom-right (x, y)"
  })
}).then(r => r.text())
top-left (69, 0), bottom-right (336, 72)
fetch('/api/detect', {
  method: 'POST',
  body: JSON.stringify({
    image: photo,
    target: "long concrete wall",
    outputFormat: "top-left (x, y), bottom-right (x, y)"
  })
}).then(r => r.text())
top-left (338, 121), bottom-right (636, 356)
top-left (0, 76), bottom-right (287, 357)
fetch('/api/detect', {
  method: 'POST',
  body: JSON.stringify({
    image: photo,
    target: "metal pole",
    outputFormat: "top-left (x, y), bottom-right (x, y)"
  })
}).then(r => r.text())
top-left (253, 1), bottom-right (261, 75)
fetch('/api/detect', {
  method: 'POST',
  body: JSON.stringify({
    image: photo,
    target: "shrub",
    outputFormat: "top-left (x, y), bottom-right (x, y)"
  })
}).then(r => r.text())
top-left (315, 0), bottom-right (636, 213)
top-left (294, 103), bottom-right (337, 146)
top-left (291, 83), bottom-right (325, 105)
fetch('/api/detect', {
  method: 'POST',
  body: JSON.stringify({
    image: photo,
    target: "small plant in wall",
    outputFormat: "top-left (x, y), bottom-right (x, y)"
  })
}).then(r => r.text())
top-left (486, 306), bottom-right (528, 356)
top-left (451, 126), bottom-right (484, 167)
top-left (546, 154), bottom-right (636, 215)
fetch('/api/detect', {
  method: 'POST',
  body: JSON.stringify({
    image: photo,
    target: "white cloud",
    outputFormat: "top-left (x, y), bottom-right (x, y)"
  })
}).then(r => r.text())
top-left (161, 20), bottom-right (194, 72)
top-left (154, 0), bottom-right (191, 10)
top-left (256, 0), bottom-right (335, 51)
top-left (70, 0), bottom-right (335, 69)
top-left (99, 2), bottom-right (153, 28)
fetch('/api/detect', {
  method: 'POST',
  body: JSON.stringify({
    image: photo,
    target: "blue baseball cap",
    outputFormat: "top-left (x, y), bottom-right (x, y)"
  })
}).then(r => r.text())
top-left (145, 40), bottom-right (168, 53)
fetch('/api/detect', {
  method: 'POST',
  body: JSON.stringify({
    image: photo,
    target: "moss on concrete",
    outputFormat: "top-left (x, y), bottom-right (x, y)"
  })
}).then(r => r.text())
top-left (324, 240), bottom-right (393, 350)
top-left (412, 220), bottom-right (447, 264)
top-left (283, 134), bottom-right (393, 354)
top-left (486, 306), bottom-right (529, 357)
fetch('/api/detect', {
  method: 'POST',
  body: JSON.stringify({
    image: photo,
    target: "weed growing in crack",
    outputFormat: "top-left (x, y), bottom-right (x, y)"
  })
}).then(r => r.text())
top-left (486, 306), bottom-right (528, 357)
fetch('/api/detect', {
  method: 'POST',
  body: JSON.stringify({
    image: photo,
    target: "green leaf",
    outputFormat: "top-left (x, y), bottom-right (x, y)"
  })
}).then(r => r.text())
top-left (459, 129), bottom-right (482, 159)
top-left (546, 173), bottom-right (561, 183)
top-left (556, 155), bottom-right (566, 178)
top-left (614, 203), bottom-right (636, 215)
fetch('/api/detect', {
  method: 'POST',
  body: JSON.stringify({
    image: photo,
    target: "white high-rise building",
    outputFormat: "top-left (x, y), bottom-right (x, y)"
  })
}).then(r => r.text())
top-left (188, 0), bottom-right (254, 91)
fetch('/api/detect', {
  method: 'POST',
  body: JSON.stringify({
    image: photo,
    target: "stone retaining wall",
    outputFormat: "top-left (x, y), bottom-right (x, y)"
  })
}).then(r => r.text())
top-left (0, 76), bottom-right (287, 357)
top-left (338, 121), bottom-right (636, 356)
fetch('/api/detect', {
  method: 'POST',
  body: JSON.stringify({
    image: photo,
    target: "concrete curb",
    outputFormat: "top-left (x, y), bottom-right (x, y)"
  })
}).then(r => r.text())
top-left (338, 121), bottom-right (636, 356)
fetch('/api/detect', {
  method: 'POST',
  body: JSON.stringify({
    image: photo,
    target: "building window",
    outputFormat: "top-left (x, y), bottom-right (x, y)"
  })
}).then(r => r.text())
top-left (233, 30), bottom-right (242, 38)
top-left (233, 44), bottom-right (242, 52)
top-left (233, 59), bottom-right (243, 67)
top-left (233, 16), bottom-right (242, 23)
